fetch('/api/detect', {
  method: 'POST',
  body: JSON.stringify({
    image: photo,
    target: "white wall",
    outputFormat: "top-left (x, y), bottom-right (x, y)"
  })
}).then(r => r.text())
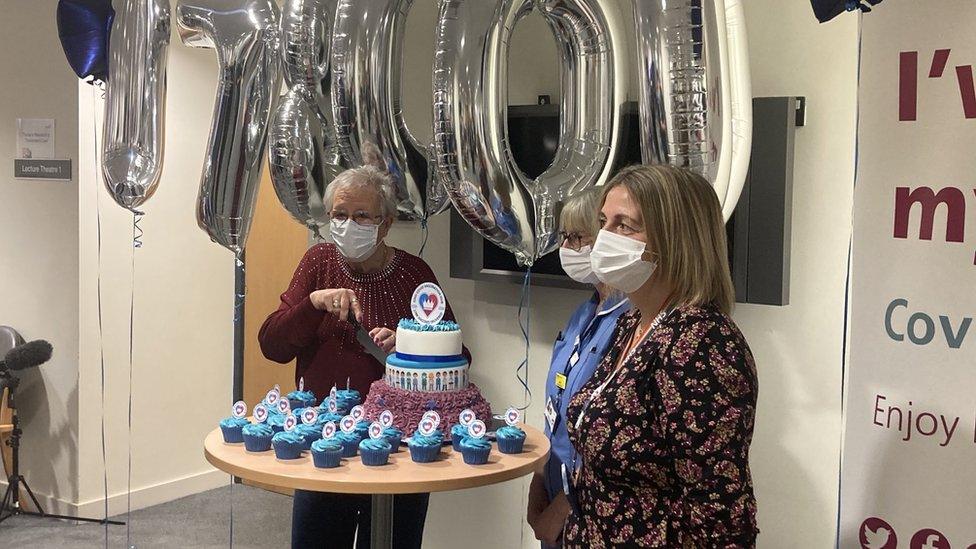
top-left (0, 0), bottom-right (80, 507)
top-left (76, 24), bottom-right (234, 515)
top-left (395, 1), bottom-right (859, 548)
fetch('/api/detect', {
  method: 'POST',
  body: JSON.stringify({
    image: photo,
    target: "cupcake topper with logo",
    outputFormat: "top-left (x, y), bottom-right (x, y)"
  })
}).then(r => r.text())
top-left (273, 384), bottom-right (281, 393)
top-left (422, 410), bottom-right (441, 428)
top-left (505, 407), bottom-right (521, 427)
top-left (298, 377), bottom-right (305, 392)
top-left (266, 388), bottom-right (280, 407)
top-left (350, 405), bottom-right (366, 421)
top-left (284, 415), bottom-right (298, 432)
top-left (379, 410), bottom-right (394, 428)
top-left (301, 407), bottom-right (319, 425)
top-left (368, 422), bottom-right (384, 440)
top-left (467, 419), bottom-right (487, 439)
top-left (277, 398), bottom-right (291, 415)
top-left (418, 417), bottom-right (438, 437)
top-left (327, 398), bottom-right (338, 414)
top-left (411, 283), bottom-right (447, 325)
top-left (322, 421), bottom-right (337, 440)
top-left (459, 409), bottom-right (476, 427)
top-left (253, 404), bottom-right (269, 423)
top-left (339, 415), bottom-right (356, 434)
top-left (231, 400), bottom-right (248, 419)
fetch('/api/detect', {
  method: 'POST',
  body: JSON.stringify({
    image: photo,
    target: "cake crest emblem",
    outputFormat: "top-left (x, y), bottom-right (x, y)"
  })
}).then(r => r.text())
top-left (411, 283), bottom-right (447, 325)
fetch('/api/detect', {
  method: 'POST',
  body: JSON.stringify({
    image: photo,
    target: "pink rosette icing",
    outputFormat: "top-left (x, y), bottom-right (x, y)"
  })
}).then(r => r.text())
top-left (364, 380), bottom-right (492, 435)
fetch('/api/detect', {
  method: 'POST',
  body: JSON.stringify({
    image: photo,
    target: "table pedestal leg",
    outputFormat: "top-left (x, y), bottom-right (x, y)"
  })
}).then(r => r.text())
top-left (370, 494), bottom-right (393, 549)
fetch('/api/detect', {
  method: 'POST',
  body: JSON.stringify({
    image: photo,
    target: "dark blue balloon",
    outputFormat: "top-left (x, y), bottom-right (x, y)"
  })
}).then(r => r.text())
top-left (57, 0), bottom-right (115, 83)
top-left (810, 0), bottom-right (883, 23)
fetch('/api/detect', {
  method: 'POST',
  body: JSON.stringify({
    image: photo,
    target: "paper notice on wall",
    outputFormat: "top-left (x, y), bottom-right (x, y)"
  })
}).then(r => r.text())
top-left (16, 118), bottom-right (55, 159)
top-left (841, 1), bottom-right (976, 547)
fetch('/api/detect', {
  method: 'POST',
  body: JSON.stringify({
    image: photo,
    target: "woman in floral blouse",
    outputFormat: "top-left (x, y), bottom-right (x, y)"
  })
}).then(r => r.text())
top-left (564, 165), bottom-right (759, 547)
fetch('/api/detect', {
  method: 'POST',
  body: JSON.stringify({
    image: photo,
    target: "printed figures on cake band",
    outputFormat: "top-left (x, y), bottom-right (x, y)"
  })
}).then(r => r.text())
top-left (258, 166), bottom-right (468, 548)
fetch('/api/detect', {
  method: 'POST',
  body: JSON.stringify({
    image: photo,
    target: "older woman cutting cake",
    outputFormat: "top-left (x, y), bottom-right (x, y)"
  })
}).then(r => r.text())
top-left (259, 165), bottom-right (467, 549)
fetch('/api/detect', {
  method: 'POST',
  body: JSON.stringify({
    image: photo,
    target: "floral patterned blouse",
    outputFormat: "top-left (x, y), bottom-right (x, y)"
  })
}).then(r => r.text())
top-left (564, 305), bottom-right (759, 548)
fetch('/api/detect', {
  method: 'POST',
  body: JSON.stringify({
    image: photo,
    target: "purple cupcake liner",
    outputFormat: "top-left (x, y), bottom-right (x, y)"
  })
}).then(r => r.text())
top-left (360, 448), bottom-right (391, 466)
top-left (408, 444), bottom-right (441, 463)
top-left (273, 440), bottom-right (304, 460)
top-left (339, 439), bottom-right (360, 458)
top-left (451, 436), bottom-right (466, 452)
top-left (220, 424), bottom-right (245, 444)
top-left (461, 446), bottom-right (491, 465)
top-left (497, 436), bottom-right (525, 454)
top-left (311, 448), bottom-right (342, 469)
top-left (242, 433), bottom-right (272, 452)
top-left (385, 435), bottom-right (403, 452)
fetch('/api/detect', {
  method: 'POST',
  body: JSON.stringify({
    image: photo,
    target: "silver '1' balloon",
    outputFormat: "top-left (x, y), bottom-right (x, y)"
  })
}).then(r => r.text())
top-left (433, 0), bottom-right (628, 265)
top-left (177, 0), bottom-right (282, 254)
top-left (633, 0), bottom-right (752, 221)
top-left (268, 87), bottom-right (339, 236)
top-left (101, 0), bottom-right (170, 211)
top-left (332, 0), bottom-right (430, 221)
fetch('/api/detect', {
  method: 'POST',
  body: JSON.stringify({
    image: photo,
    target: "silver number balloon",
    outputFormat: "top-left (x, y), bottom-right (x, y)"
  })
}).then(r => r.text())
top-left (101, 0), bottom-right (170, 211)
top-left (177, 0), bottom-right (282, 254)
top-left (433, 0), bottom-right (628, 265)
top-left (633, 0), bottom-right (752, 221)
top-left (268, 87), bottom-right (337, 236)
top-left (332, 0), bottom-right (430, 221)
top-left (270, 0), bottom-right (345, 233)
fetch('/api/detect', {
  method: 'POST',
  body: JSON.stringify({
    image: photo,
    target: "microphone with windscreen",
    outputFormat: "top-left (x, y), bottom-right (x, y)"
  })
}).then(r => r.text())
top-left (0, 340), bottom-right (53, 372)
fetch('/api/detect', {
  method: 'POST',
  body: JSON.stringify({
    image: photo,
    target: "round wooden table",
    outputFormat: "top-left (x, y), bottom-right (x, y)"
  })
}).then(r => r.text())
top-left (204, 425), bottom-right (549, 548)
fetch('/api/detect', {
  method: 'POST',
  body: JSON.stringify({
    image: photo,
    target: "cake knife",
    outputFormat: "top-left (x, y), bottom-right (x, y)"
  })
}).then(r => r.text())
top-left (347, 312), bottom-right (390, 364)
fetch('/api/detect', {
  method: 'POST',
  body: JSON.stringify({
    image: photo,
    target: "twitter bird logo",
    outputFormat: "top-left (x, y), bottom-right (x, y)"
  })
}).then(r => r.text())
top-left (861, 517), bottom-right (898, 549)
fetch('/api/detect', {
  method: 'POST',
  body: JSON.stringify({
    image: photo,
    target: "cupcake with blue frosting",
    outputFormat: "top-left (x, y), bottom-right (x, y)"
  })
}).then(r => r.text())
top-left (382, 426), bottom-right (404, 452)
top-left (318, 411), bottom-right (344, 425)
top-left (267, 412), bottom-right (288, 433)
top-left (334, 389), bottom-right (361, 413)
top-left (219, 416), bottom-right (249, 443)
top-left (287, 389), bottom-right (316, 410)
top-left (295, 422), bottom-right (323, 450)
top-left (450, 423), bottom-right (469, 452)
top-left (459, 436), bottom-right (492, 465)
top-left (335, 430), bottom-right (361, 458)
top-left (241, 422), bottom-right (273, 452)
top-left (310, 438), bottom-right (343, 469)
top-left (408, 430), bottom-right (443, 463)
top-left (354, 420), bottom-right (371, 441)
top-left (495, 425), bottom-right (526, 454)
top-left (271, 431), bottom-right (306, 460)
top-left (358, 437), bottom-right (393, 466)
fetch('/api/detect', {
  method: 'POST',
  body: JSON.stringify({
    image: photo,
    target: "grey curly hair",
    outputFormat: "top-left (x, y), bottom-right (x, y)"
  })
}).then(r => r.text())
top-left (324, 165), bottom-right (399, 218)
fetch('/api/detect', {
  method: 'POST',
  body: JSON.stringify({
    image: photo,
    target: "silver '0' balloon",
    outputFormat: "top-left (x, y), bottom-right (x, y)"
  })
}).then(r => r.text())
top-left (332, 0), bottom-right (430, 221)
top-left (268, 87), bottom-right (339, 236)
top-left (177, 0), bottom-right (282, 254)
top-left (280, 0), bottom-right (339, 131)
top-left (433, 0), bottom-right (629, 265)
top-left (633, 0), bottom-right (752, 221)
top-left (101, 0), bottom-right (171, 211)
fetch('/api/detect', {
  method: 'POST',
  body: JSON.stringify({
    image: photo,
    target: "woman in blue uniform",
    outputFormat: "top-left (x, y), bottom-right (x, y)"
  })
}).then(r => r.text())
top-left (526, 189), bottom-right (630, 548)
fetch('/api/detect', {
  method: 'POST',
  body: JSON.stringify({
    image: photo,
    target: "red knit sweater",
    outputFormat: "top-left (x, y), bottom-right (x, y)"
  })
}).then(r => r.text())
top-left (258, 243), bottom-right (467, 400)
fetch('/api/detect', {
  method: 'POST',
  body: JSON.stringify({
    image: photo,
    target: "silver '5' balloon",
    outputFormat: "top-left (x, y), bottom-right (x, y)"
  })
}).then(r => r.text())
top-left (269, 0), bottom-right (345, 234)
top-left (433, 0), bottom-right (629, 265)
top-left (633, 0), bottom-right (752, 221)
top-left (177, 0), bottom-right (282, 255)
top-left (101, 0), bottom-right (170, 211)
top-left (332, 0), bottom-right (430, 221)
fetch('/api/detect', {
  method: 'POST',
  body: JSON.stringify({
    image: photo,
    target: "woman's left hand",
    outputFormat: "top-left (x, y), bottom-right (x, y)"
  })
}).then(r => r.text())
top-left (369, 327), bottom-right (396, 354)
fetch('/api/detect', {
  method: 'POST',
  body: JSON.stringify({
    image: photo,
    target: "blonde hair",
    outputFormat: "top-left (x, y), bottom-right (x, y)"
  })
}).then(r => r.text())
top-left (600, 165), bottom-right (735, 313)
top-left (559, 187), bottom-right (602, 237)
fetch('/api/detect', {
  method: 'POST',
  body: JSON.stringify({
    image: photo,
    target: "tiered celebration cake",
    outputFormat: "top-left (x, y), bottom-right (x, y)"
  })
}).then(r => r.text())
top-left (364, 283), bottom-right (490, 434)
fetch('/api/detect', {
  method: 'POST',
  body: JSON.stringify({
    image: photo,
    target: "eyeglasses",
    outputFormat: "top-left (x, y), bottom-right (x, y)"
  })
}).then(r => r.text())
top-left (559, 231), bottom-right (589, 251)
top-left (329, 210), bottom-right (383, 226)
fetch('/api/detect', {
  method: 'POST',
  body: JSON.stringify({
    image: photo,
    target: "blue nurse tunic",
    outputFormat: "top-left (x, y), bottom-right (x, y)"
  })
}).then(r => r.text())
top-left (542, 292), bottom-right (630, 501)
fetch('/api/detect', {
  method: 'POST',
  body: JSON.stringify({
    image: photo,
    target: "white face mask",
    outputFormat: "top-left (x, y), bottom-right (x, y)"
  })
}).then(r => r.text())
top-left (559, 245), bottom-right (600, 285)
top-left (330, 218), bottom-right (380, 261)
top-left (590, 229), bottom-right (657, 293)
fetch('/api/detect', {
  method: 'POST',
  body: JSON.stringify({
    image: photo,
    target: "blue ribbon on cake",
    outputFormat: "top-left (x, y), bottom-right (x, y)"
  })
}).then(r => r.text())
top-left (394, 352), bottom-right (465, 363)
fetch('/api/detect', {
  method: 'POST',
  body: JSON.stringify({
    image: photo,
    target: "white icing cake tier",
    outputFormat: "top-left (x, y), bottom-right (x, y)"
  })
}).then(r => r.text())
top-left (395, 321), bottom-right (463, 357)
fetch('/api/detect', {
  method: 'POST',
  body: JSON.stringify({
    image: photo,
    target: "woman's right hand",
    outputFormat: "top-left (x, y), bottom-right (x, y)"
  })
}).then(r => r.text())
top-left (526, 473), bottom-right (549, 532)
top-left (310, 288), bottom-right (363, 323)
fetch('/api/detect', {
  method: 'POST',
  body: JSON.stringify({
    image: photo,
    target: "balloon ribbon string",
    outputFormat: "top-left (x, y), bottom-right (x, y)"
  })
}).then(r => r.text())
top-left (418, 218), bottom-right (429, 258)
top-left (92, 87), bottom-right (109, 549)
top-left (230, 252), bottom-right (246, 549)
top-left (126, 210), bottom-right (142, 548)
top-left (517, 268), bottom-right (532, 410)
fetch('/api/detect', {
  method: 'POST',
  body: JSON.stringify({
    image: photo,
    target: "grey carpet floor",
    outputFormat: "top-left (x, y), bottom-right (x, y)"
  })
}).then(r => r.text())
top-left (0, 484), bottom-right (292, 549)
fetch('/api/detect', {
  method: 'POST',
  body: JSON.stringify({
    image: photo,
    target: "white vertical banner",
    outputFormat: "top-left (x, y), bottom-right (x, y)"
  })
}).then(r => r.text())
top-left (842, 2), bottom-right (976, 548)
